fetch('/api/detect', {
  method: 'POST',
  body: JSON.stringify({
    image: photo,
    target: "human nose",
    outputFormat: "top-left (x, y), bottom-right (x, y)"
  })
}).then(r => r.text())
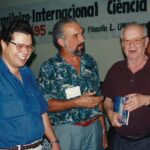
top-left (21, 46), bottom-right (31, 54)
top-left (79, 34), bottom-right (85, 42)
top-left (128, 39), bottom-right (135, 46)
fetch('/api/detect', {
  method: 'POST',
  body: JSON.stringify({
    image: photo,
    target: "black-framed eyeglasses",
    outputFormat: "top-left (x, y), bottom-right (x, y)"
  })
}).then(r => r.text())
top-left (10, 41), bottom-right (34, 53)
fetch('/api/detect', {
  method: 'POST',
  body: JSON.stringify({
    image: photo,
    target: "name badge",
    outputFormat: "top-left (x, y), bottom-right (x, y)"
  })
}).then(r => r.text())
top-left (65, 86), bottom-right (81, 99)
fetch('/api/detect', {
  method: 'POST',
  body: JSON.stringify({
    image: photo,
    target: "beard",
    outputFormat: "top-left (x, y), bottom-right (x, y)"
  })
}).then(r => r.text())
top-left (73, 43), bottom-right (85, 57)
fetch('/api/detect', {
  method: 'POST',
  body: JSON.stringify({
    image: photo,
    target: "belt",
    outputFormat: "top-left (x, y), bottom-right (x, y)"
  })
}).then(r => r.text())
top-left (1, 140), bottom-right (42, 150)
top-left (120, 134), bottom-right (150, 142)
top-left (75, 116), bottom-right (98, 127)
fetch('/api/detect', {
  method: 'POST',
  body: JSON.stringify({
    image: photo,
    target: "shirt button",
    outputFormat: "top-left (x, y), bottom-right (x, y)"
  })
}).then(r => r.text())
top-left (130, 79), bottom-right (134, 82)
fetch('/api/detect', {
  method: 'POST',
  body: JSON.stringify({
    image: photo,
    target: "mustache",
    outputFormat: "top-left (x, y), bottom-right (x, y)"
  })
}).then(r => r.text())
top-left (73, 42), bottom-right (85, 56)
top-left (77, 42), bottom-right (84, 48)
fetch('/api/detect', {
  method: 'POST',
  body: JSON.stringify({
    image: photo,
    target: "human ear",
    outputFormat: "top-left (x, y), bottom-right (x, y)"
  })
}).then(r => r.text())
top-left (57, 38), bottom-right (65, 47)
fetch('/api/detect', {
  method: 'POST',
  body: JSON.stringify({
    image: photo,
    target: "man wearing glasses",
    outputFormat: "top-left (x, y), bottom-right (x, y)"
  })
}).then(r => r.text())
top-left (103, 22), bottom-right (150, 150)
top-left (0, 20), bottom-right (60, 150)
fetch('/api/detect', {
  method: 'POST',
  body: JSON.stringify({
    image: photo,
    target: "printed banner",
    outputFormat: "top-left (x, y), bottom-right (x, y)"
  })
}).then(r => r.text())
top-left (0, 0), bottom-right (149, 44)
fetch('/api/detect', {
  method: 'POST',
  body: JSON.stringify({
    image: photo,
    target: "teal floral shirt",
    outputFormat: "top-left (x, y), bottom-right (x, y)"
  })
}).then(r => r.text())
top-left (38, 53), bottom-right (102, 125)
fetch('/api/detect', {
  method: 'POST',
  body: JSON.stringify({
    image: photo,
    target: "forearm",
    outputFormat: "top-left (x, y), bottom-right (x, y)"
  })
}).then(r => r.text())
top-left (48, 93), bottom-right (103, 112)
top-left (99, 115), bottom-right (107, 132)
top-left (99, 102), bottom-right (107, 131)
top-left (42, 113), bottom-right (58, 141)
top-left (104, 97), bottom-right (114, 118)
top-left (99, 113), bottom-right (108, 149)
top-left (48, 97), bottom-right (79, 112)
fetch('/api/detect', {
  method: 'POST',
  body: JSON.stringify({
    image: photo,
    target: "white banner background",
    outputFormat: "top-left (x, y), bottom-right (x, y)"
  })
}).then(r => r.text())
top-left (0, 0), bottom-right (149, 44)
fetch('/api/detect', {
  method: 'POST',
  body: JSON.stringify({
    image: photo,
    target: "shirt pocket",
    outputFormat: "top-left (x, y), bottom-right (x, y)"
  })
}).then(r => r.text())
top-left (0, 92), bottom-right (26, 119)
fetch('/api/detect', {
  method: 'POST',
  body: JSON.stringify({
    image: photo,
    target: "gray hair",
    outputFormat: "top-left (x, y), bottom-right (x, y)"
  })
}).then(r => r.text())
top-left (52, 18), bottom-right (82, 49)
top-left (120, 22), bottom-right (148, 40)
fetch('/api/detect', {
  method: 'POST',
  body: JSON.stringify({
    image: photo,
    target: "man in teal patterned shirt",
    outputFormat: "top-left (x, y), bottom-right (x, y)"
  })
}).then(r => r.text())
top-left (38, 18), bottom-right (107, 150)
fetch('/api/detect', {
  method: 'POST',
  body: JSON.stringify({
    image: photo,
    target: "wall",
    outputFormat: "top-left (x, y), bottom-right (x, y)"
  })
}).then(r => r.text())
top-left (0, 0), bottom-right (124, 81)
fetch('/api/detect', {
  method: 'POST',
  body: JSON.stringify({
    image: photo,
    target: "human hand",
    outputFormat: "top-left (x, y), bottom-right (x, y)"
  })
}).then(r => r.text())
top-left (107, 110), bottom-right (123, 127)
top-left (76, 92), bottom-right (103, 108)
top-left (124, 93), bottom-right (150, 112)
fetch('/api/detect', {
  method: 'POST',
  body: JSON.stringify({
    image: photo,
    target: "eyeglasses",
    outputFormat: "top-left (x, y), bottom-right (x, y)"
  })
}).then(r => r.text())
top-left (10, 41), bottom-right (34, 53)
top-left (122, 36), bottom-right (146, 45)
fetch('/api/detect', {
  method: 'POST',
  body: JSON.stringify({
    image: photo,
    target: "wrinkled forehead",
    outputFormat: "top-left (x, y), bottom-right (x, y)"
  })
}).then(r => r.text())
top-left (63, 23), bottom-right (83, 35)
top-left (123, 25), bottom-right (144, 39)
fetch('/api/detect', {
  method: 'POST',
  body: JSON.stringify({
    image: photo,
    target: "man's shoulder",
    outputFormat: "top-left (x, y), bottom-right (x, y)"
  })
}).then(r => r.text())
top-left (83, 53), bottom-right (95, 60)
top-left (82, 53), bottom-right (97, 63)
top-left (40, 54), bottom-right (61, 68)
top-left (20, 66), bottom-right (31, 73)
top-left (111, 60), bottom-right (125, 69)
top-left (20, 66), bottom-right (35, 78)
top-left (107, 60), bottom-right (126, 75)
